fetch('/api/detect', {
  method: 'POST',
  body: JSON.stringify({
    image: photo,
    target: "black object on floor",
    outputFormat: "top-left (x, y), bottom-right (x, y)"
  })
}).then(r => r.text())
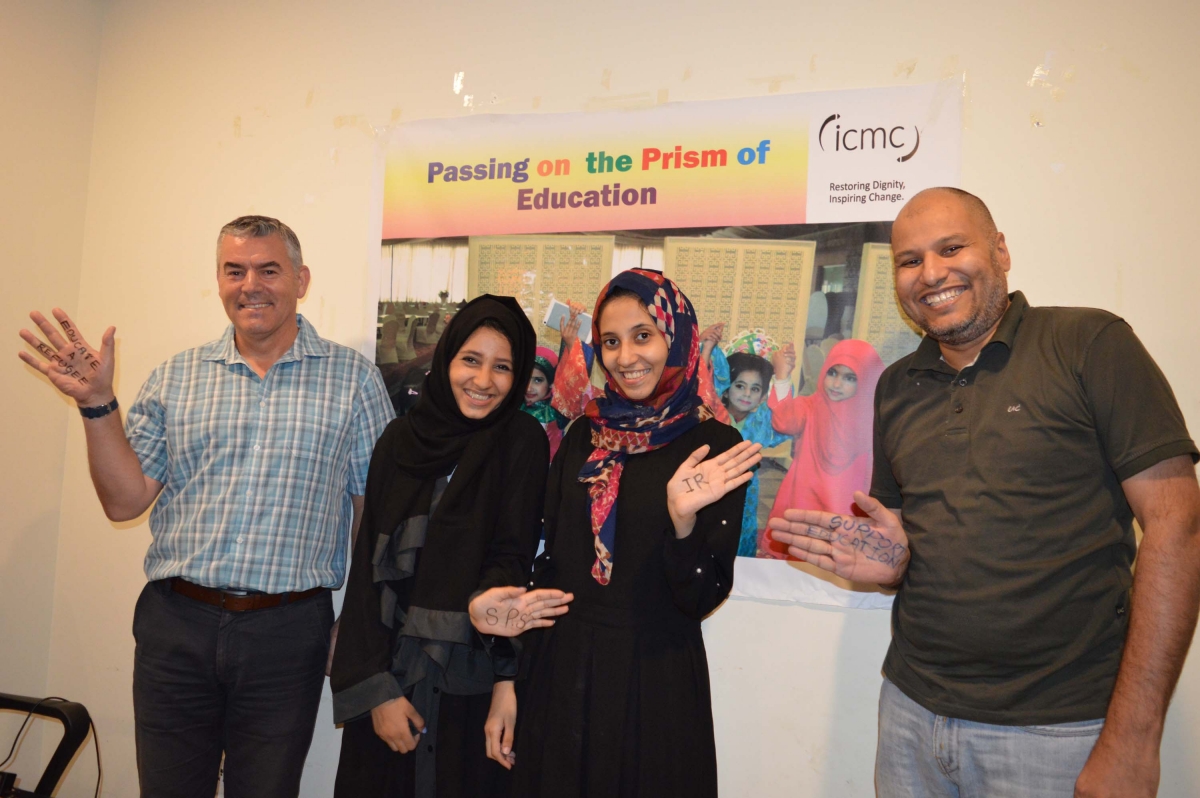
top-left (0, 693), bottom-right (94, 797)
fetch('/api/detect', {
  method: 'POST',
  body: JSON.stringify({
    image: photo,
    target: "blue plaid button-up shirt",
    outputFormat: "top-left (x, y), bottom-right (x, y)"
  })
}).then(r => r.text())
top-left (125, 315), bottom-right (394, 593)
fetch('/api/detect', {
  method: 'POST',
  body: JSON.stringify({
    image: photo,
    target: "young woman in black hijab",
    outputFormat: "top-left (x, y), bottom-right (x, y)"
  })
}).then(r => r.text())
top-left (330, 294), bottom-right (569, 798)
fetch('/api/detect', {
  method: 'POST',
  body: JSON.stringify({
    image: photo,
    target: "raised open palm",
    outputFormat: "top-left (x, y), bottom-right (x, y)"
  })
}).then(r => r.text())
top-left (18, 308), bottom-right (115, 406)
top-left (666, 440), bottom-right (762, 535)
top-left (468, 585), bottom-right (573, 637)
top-left (767, 491), bottom-right (909, 585)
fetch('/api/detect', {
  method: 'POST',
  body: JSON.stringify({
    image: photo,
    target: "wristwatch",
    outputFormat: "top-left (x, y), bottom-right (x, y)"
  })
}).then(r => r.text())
top-left (79, 397), bottom-right (119, 419)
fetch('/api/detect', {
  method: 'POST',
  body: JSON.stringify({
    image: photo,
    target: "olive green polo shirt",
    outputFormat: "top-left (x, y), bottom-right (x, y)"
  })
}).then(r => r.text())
top-left (871, 291), bottom-right (1197, 725)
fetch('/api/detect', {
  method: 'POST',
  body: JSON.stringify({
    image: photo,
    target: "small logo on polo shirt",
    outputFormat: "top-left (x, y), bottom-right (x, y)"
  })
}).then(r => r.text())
top-left (1007, 403), bottom-right (1022, 413)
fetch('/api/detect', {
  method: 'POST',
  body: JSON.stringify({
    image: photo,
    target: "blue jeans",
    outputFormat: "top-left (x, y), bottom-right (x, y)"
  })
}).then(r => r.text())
top-left (132, 579), bottom-right (333, 798)
top-left (876, 678), bottom-right (1104, 798)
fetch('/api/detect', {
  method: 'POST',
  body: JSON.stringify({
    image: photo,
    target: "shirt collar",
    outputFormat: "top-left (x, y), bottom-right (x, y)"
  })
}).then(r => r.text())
top-left (988, 291), bottom-right (1028, 350)
top-left (201, 314), bottom-right (330, 365)
top-left (908, 291), bottom-right (1028, 374)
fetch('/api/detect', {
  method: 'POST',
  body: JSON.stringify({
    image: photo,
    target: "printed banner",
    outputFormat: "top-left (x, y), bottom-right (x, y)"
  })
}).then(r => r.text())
top-left (383, 82), bottom-right (960, 238)
top-left (374, 81), bottom-right (961, 609)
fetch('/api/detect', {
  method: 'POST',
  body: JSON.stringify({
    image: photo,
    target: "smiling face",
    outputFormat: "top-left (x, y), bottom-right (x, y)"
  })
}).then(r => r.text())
top-left (217, 233), bottom-right (310, 347)
top-left (448, 326), bottom-right (514, 420)
top-left (891, 190), bottom-right (1011, 357)
top-left (727, 369), bottom-right (765, 421)
top-left (525, 366), bottom-right (550, 404)
top-left (823, 363), bottom-right (858, 402)
top-left (598, 295), bottom-right (669, 402)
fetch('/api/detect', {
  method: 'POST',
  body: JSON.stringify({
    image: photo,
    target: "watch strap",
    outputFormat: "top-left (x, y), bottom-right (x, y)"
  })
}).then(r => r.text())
top-left (79, 397), bottom-right (119, 419)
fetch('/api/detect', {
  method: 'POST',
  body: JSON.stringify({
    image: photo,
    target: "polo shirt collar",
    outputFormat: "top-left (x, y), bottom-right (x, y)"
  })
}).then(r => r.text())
top-left (908, 291), bottom-right (1029, 373)
top-left (988, 291), bottom-right (1028, 350)
top-left (201, 314), bottom-right (330, 365)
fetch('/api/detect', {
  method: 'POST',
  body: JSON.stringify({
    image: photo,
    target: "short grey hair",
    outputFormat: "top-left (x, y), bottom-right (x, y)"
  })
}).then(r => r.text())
top-left (217, 215), bottom-right (303, 271)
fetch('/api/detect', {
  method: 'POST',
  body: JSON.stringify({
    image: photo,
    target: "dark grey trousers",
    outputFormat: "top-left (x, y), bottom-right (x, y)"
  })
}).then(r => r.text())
top-left (132, 579), bottom-right (333, 798)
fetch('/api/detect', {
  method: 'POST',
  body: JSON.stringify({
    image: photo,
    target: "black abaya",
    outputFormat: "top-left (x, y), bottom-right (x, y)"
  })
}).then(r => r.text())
top-left (512, 418), bottom-right (746, 798)
top-left (330, 295), bottom-right (548, 798)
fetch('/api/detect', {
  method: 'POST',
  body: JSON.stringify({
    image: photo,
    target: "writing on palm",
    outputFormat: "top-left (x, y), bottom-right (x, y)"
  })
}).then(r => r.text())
top-left (821, 515), bottom-right (907, 569)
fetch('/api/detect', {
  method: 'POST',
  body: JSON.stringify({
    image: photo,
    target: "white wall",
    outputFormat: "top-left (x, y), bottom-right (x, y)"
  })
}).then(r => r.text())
top-left (11, 0), bottom-right (1199, 795)
top-left (0, 0), bottom-right (103, 788)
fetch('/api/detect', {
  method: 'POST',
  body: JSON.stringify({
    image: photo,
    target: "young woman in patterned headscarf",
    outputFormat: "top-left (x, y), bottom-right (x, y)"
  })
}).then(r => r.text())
top-left (510, 269), bottom-right (762, 798)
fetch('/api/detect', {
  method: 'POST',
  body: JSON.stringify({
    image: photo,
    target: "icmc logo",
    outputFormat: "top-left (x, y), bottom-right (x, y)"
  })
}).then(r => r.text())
top-left (818, 113), bottom-right (920, 163)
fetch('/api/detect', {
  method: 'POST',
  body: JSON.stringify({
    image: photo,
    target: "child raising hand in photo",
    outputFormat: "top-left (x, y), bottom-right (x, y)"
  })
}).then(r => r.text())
top-left (758, 338), bottom-right (884, 558)
top-left (707, 330), bottom-right (793, 556)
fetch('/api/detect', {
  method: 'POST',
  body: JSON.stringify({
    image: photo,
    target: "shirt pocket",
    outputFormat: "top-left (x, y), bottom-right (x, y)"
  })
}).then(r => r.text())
top-left (166, 397), bottom-right (221, 472)
top-left (274, 385), bottom-right (354, 460)
top-left (973, 382), bottom-right (1102, 503)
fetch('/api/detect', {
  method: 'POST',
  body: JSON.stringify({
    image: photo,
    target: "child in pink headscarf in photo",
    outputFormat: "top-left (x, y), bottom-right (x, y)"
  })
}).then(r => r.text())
top-left (758, 338), bottom-right (885, 558)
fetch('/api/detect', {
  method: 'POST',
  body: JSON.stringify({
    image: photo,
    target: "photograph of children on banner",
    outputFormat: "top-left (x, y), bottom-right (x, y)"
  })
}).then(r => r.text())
top-left (373, 222), bottom-right (920, 568)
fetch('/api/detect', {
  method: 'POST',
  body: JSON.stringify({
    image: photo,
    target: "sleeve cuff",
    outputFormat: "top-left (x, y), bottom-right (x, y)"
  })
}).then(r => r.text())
top-left (140, 460), bottom-right (168, 485)
top-left (331, 671), bottom-right (403, 725)
top-left (480, 634), bottom-right (521, 679)
top-left (868, 490), bottom-right (903, 510)
top-left (1114, 439), bottom-right (1200, 483)
top-left (771, 378), bottom-right (792, 401)
top-left (663, 522), bottom-right (706, 570)
top-left (126, 437), bottom-right (168, 483)
top-left (663, 533), bottom-right (709, 591)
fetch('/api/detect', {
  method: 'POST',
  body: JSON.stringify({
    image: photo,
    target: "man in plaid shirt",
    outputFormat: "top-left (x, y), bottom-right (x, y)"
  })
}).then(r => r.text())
top-left (19, 216), bottom-right (394, 798)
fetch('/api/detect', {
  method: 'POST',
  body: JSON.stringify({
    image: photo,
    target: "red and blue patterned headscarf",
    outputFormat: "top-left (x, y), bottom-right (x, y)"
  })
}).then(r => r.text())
top-left (580, 269), bottom-right (713, 585)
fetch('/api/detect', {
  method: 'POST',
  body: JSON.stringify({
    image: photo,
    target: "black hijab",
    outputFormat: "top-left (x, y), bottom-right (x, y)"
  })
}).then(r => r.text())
top-left (392, 294), bottom-right (536, 477)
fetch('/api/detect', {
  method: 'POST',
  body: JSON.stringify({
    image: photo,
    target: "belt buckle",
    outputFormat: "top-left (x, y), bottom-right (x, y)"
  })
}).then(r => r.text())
top-left (219, 587), bottom-right (250, 609)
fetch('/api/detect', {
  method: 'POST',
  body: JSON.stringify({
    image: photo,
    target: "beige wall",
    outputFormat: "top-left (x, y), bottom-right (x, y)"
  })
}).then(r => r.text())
top-left (0, 0), bottom-right (103, 786)
top-left (6, 0), bottom-right (1198, 795)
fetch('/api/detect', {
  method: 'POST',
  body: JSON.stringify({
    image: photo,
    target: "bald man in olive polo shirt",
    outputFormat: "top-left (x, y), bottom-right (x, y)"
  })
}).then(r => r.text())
top-left (770, 188), bottom-right (1200, 798)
